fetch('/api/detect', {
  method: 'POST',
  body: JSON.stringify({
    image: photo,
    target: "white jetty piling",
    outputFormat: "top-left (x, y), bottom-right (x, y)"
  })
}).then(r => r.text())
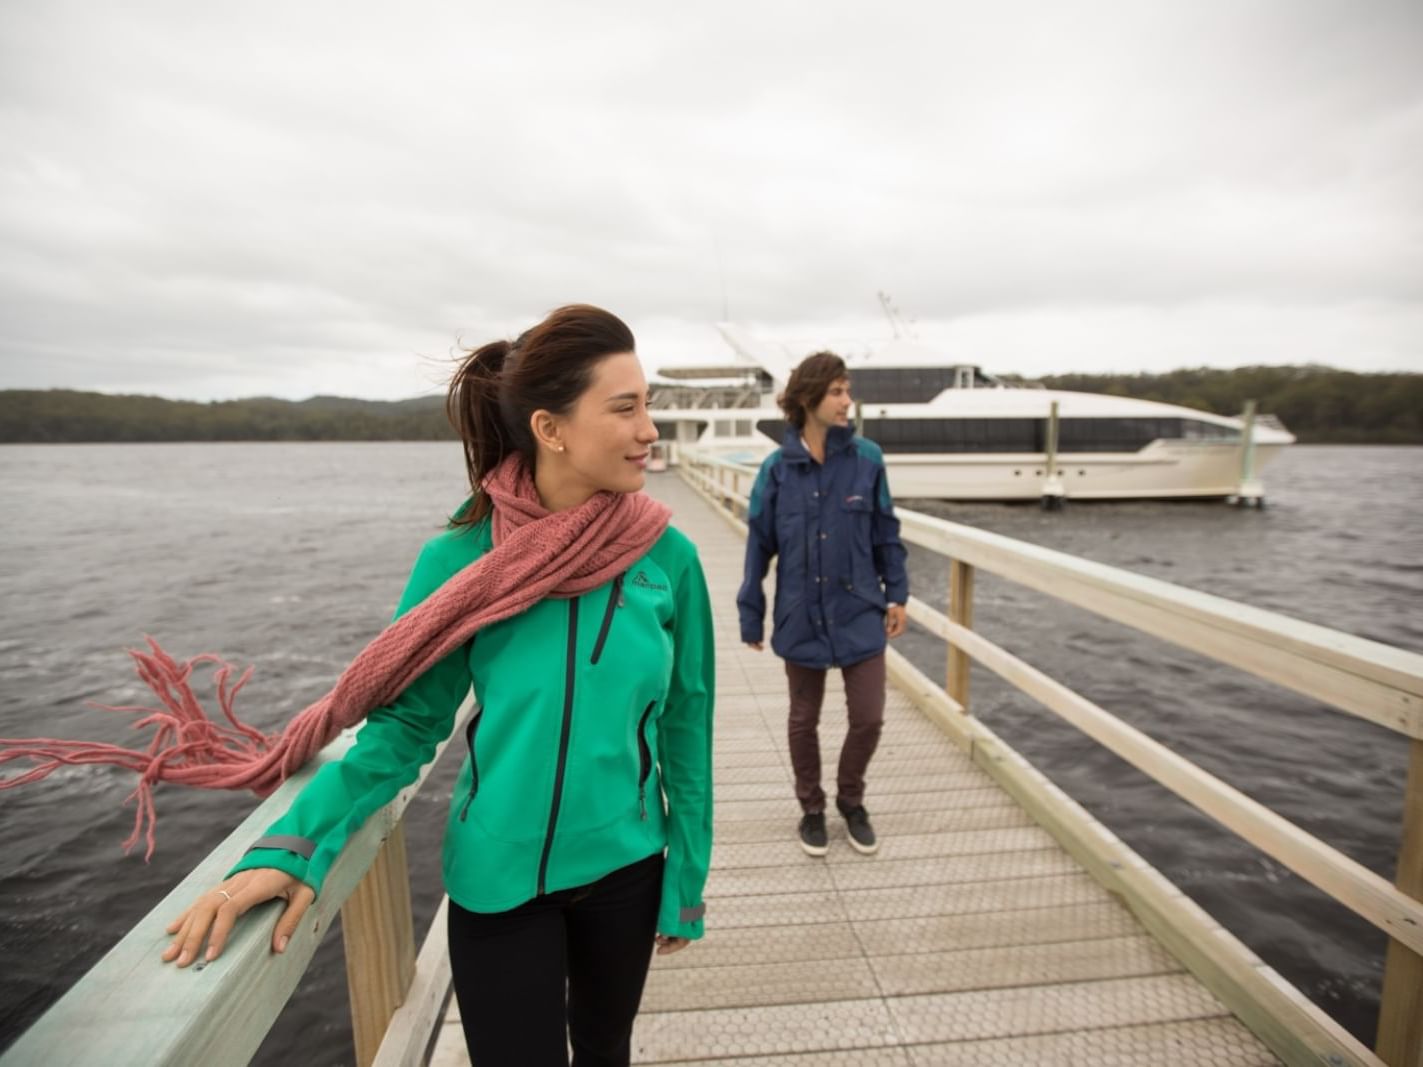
top-left (1230, 400), bottom-right (1265, 508)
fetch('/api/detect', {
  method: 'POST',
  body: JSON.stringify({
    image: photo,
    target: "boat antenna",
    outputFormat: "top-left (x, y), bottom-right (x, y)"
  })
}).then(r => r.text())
top-left (715, 232), bottom-right (730, 321)
top-left (877, 290), bottom-right (915, 340)
top-left (878, 291), bottom-right (900, 339)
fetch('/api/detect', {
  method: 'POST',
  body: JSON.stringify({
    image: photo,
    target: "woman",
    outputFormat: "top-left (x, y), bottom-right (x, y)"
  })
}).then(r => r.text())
top-left (159, 305), bottom-right (715, 1067)
top-left (736, 351), bottom-right (907, 857)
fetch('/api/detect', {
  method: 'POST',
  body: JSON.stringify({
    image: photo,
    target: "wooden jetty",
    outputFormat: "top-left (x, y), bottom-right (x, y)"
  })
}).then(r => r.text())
top-left (4, 456), bottom-right (1420, 1066)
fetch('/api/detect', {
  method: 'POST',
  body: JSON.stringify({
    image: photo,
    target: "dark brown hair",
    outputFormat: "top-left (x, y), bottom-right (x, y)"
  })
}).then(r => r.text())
top-left (777, 351), bottom-right (849, 429)
top-left (446, 304), bottom-right (636, 525)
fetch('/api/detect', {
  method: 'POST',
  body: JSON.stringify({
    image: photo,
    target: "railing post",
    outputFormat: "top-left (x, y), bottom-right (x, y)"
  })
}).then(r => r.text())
top-left (341, 819), bottom-right (417, 1067)
top-left (947, 559), bottom-right (975, 712)
top-left (1377, 738), bottom-right (1423, 1066)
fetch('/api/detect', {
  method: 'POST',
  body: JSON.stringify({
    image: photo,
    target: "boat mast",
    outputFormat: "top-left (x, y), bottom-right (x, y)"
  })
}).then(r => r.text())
top-left (877, 290), bottom-right (914, 340)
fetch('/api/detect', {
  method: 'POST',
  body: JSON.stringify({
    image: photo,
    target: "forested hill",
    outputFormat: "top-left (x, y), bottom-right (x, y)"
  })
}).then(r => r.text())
top-left (1035, 366), bottom-right (1421, 444)
top-left (1, 365), bottom-right (1419, 443)
top-left (0, 391), bottom-right (454, 442)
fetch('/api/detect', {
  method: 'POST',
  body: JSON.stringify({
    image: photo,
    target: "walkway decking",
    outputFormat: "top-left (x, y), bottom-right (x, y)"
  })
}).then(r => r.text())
top-left (431, 473), bottom-right (1280, 1065)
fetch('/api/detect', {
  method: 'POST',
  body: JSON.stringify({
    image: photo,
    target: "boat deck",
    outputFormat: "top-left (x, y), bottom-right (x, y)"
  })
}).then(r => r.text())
top-left (428, 472), bottom-right (1280, 1065)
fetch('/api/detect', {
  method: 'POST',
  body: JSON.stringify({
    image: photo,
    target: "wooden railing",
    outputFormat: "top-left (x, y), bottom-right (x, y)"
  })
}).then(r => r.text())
top-left (680, 449), bottom-right (1423, 1067)
top-left (1, 697), bottom-right (474, 1067)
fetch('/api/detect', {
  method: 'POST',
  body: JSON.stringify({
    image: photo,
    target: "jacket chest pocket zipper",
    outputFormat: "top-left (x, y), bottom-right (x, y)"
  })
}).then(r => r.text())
top-left (636, 700), bottom-right (656, 820)
top-left (457, 707), bottom-right (484, 822)
top-left (590, 573), bottom-right (625, 666)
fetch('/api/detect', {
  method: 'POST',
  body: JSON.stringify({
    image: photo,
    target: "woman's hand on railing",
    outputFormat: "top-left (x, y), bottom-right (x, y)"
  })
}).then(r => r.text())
top-left (160, 867), bottom-right (315, 968)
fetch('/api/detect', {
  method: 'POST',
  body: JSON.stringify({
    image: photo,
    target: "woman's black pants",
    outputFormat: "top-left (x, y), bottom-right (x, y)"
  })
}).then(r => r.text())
top-left (447, 851), bottom-right (663, 1067)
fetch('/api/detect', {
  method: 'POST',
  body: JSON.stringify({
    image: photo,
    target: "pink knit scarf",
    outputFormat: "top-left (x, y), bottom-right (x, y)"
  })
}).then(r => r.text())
top-left (0, 454), bottom-right (672, 858)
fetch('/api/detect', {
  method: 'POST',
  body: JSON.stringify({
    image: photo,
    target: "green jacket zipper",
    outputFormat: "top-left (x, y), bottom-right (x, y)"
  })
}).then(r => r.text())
top-left (590, 573), bottom-right (624, 666)
top-left (537, 598), bottom-right (579, 895)
top-left (636, 700), bottom-right (655, 820)
top-left (457, 706), bottom-right (484, 822)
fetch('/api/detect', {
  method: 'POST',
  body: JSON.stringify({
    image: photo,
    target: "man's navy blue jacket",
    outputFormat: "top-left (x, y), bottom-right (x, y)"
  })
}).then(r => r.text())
top-left (737, 426), bottom-right (910, 668)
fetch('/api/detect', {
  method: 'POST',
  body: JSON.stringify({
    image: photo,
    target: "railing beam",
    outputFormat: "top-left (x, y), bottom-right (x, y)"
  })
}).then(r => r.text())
top-left (896, 510), bottom-right (1423, 738)
top-left (908, 597), bottom-right (1423, 957)
top-left (1376, 738), bottom-right (1423, 1066)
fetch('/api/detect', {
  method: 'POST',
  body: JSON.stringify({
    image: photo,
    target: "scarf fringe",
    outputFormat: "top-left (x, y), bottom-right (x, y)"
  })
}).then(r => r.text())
top-left (0, 639), bottom-right (276, 860)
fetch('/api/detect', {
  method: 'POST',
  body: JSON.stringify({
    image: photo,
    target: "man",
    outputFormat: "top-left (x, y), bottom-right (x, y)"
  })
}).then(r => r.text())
top-left (737, 351), bottom-right (909, 856)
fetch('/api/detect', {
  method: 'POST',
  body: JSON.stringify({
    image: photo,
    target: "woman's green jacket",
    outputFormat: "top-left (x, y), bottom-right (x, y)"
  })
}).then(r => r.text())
top-left (228, 514), bottom-right (715, 940)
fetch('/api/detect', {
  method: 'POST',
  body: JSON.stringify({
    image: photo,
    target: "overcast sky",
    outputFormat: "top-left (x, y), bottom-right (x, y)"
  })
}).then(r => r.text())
top-left (2, 1), bottom-right (1420, 400)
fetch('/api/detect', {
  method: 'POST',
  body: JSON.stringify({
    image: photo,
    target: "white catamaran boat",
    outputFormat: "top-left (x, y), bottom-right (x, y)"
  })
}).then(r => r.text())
top-left (648, 325), bottom-right (1294, 502)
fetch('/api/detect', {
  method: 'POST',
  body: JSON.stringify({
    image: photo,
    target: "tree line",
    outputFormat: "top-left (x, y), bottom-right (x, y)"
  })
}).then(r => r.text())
top-left (1033, 365), bottom-right (1421, 444)
top-left (1, 365), bottom-right (1419, 444)
top-left (0, 391), bottom-right (455, 443)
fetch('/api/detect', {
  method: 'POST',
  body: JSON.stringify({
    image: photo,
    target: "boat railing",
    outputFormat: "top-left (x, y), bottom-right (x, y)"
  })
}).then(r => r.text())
top-left (1, 695), bottom-right (477, 1067)
top-left (680, 448), bottom-right (1423, 1067)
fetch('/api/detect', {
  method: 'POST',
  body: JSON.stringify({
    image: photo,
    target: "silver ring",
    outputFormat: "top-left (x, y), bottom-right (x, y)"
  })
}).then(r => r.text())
top-left (218, 890), bottom-right (233, 903)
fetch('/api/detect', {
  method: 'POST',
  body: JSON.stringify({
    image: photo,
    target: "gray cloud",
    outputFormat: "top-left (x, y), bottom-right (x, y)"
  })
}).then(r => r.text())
top-left (1, 0), bottom-right (1420, 399)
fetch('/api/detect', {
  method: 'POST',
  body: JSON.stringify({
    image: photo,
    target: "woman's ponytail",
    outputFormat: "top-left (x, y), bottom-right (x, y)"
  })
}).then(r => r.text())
top-left (447, 339), bottom-right (512, 525)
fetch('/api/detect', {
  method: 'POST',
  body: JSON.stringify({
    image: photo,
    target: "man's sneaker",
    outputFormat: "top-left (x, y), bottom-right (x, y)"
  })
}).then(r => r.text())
top-left (840, 805), bottom-right (879, 855)
top-left (798, 813), bottom-right (829, 857)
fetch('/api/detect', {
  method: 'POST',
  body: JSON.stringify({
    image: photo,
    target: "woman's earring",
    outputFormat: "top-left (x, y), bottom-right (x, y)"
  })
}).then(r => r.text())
top-left (557, 444), bottom-right (565, 453)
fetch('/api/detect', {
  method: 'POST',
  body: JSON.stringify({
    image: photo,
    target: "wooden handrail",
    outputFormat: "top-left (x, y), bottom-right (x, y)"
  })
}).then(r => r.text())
top-left (680, 447), bottom-right (1422, 1065)
top-left (879, 642), bottom-right (1383, 1067)
top-left (906, 596), bottom-right (1423, 956)
top-left (895, 510), bottom-right (1423, 738)
top-left (1, 695), bottom-right (475, 1067)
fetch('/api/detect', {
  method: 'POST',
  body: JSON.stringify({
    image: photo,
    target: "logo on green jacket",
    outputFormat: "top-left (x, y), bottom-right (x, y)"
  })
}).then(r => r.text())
top-left (631, 570), bottom-right (668, 592)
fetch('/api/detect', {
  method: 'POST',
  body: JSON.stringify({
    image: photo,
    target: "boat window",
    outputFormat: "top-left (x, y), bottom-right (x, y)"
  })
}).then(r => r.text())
top-left (848, 368), bottom-right (965, 403)
top-left (730, 415), bottom-right (1243, 454)
top-left (1058, 418), bottom-right (1186, 452)
top-left (1181, 419), bottom-right (1235, 440)
top-left (859, 418), bottom-right (1042, 453)
top-left (842, 416), bottom-right (1232, 454)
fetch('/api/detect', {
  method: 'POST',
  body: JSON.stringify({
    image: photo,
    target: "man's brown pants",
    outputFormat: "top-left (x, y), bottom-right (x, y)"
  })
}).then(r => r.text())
top-left (784, 652), bottom-right (886, 814)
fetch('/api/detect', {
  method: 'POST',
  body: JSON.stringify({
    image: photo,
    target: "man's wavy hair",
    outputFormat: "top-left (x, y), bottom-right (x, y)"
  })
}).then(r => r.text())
top-left (777, 351), bottom-right (849, 429)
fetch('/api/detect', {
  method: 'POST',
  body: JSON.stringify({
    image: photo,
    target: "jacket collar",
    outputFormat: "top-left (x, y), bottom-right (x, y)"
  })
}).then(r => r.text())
top-left (781, 424), bottom-right (856, 463)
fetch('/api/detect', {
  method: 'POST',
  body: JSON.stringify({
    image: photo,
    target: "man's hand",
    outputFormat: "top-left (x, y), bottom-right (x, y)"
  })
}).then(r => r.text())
top-left (885, 604), bottom-right (907, 639)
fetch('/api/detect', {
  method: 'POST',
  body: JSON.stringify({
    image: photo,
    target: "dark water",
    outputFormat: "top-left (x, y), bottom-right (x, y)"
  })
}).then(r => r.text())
top-left (0, 443), bottom-right (1418, 1059)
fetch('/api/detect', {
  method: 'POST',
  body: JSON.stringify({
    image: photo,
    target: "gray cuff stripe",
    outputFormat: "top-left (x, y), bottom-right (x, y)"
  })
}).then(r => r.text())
top-left (247, 835), bottom-right (316, 860)
top-left (679, 903), bottom-right (706, 923)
